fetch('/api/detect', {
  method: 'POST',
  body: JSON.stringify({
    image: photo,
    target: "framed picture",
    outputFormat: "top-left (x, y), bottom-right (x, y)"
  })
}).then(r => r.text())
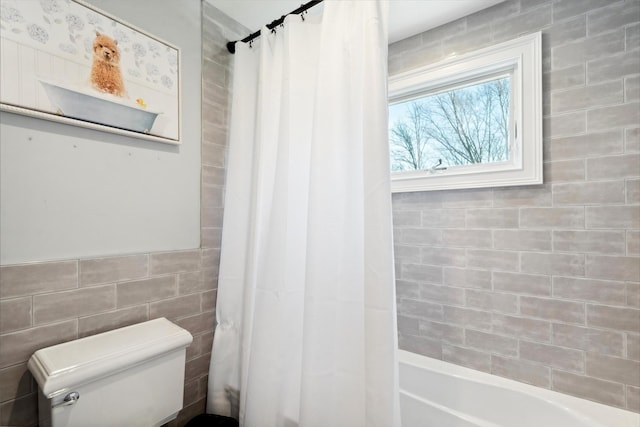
top-left (0, 0), bottom-right (181, 144)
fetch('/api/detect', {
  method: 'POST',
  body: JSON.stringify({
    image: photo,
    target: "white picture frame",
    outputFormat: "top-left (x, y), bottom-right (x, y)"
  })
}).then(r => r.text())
top-left (0, 0), bottom-right (181, 145)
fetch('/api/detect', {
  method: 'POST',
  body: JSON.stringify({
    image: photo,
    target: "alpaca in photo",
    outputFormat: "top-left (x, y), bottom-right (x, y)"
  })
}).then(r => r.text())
top-left (90, 32), bottom-right (127, 97)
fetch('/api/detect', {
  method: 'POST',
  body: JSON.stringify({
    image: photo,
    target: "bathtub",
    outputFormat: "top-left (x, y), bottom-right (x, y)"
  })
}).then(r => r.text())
top-left (39, 79), bottom-right (160, 134)
top-left (398, 349), bottom-right (639, 427)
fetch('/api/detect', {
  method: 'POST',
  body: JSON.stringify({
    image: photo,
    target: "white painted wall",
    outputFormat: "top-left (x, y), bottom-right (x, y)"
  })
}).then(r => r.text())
top-left (0, 0), bottom-right (202, 264)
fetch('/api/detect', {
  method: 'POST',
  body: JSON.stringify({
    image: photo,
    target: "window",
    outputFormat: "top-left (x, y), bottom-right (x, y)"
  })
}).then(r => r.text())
top-left (388, 32), bottom-right (542, 192)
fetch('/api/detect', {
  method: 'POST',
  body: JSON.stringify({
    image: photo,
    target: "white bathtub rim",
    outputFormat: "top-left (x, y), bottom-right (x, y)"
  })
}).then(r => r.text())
top-left (398, 349), bottom-right (640, 427)
top-left (400, 366), bottom-right (601, 427)
top-left (401, 388), bottom-right (503, 427)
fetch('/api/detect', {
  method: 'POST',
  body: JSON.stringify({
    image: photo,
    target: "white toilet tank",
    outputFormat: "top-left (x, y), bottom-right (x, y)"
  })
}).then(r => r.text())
top-left (28, 318), bottom-right (193, 427)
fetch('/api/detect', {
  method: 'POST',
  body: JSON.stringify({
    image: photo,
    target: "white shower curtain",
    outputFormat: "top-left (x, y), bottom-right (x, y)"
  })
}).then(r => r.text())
top-left (207, 2), bottom-right (399, 426)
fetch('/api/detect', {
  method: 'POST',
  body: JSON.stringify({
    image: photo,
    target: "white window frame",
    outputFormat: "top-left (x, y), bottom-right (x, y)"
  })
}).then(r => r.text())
top-left (388, 32), bottom-right (543, 193)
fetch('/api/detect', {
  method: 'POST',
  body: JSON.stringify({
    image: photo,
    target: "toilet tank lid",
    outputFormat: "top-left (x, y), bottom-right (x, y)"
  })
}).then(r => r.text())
top-left (28, 318), bottom-right (193, 398)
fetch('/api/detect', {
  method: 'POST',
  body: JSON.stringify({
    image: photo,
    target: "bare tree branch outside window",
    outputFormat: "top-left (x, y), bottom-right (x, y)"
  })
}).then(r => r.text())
top-left (389, 76), bottom-right (510, 172)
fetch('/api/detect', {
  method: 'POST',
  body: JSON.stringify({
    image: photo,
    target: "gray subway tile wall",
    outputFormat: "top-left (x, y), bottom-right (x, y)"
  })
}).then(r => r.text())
top-left (391, 0), bottom-right (640, 412)
top-left (79, 254), bottom-right (149, 286)
top-left (0, 261), bottom-right (78, 299)
top-left (628, 179), bottom-right (640, 203)
top-left (553, 370), bottom-right (626, 407)
top-left (629, 385), bottom-right (640, 411)
top-left (491, 354), bottom-right (551, 387)
top-left (0, 297), bottom-right (32, 334)
top-left (0, 3), bottom-right (242, 425)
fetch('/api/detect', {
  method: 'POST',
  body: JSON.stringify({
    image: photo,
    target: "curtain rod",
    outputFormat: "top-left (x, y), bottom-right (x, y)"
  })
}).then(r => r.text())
top-left (226, 0), bottom-right (324, 54)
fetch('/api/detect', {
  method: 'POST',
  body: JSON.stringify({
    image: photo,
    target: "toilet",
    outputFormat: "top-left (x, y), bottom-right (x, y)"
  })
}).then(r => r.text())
top-left (28, 317), bottom-right (193, 427)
